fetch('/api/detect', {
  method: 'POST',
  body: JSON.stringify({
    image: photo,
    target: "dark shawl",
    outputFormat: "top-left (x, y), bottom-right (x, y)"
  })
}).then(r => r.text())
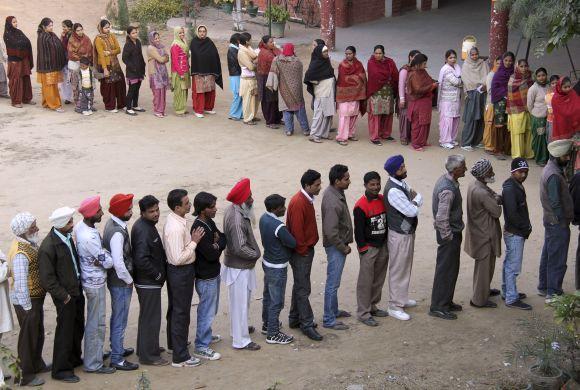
top-left (3, 16), bottom-right (34, 67)
top-left (37, 30), bottom-right (66, 73)
top-left (491, 60), bottom-right (514, 103)
top-left (189, 36), bottom-right (223, 89)
top-left (304, 45), bottom-right (334, 97)
top-left (366, 55), bottom-right (398, 98)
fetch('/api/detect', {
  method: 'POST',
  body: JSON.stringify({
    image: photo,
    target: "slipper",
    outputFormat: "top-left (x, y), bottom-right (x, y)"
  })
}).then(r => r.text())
top-left (336, 140), bottom-right (348, 146)
top-left (348, 136), bottom-right (359, 141)
top-left (244, 121), bottom-right (256, 126)
top-left (309, 137), bottom-right (322, 143)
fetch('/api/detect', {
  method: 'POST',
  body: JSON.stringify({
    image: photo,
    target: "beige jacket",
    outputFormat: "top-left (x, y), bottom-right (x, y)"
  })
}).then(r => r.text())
top-left (146, 45), bottom-right (168, 77)
top-left (464, 180), bottom-right (502, 260)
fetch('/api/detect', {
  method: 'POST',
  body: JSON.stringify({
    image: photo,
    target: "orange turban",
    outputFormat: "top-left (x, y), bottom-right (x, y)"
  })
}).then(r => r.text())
top-left (109, 193), bottom-right (134, 217)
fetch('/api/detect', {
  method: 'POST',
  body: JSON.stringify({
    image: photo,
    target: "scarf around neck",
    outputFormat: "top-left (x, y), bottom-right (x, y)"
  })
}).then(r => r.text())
top-left (68, 31), bottom-right (93, 62)
top-left (257, 40), bottom-right (280, 76)
top-left (336, 57), bottom-right (367, 103)
top-left (3, 16), bottom-right (34, 66)
top-left (189, 27), bottom-right (222, 89)
top-left (462, 56), bottom-right (489, 92)
top-left (366, 55), bottom-right (398, 98)
top-left (506, 67), bottom-right (533, 114)
top-left (491, 59), bottom-right (514, 103)
top-left (304, 45), bottom-right (334, 97)
top-left (552, 78), bottom-right (580, 140)
top-left (37, 30), bottom-right (67, 73)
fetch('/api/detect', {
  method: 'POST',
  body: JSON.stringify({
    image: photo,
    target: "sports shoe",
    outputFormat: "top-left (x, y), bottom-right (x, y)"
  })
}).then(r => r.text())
top-left (210, 335), bottom-right (222, 345)
top-left (261, 321), bottom-right (282, 335)
top-left (194, 113), bottom-right (205, 118)
top-left (193, 348), bottom-right (221, 361)
top-left (452, 141), bottom-right (459, 146)
top-left (440, 143), bottom-right (454, 149)
top-left (82, 110), bottom-right (93, 116)
top-left (204, 110), bottom-right (216, 115)
top-left (506, 300), bottom-right (532, 310)
top-left (388, 307), bottom-right (411, 321)
top-left (24, 376), bottom-right (45, 386)
top-left (537, 289), bottom-right (547, 297)
top-left (171, 357), bottom-right (201, 368)
top-left (266, 331), bottom-right (294, 345)
top-left (125, 109), bottom-right (137, 116)
top-left (133, 107), bottom-right (146, 112)
top-left (106, 108), bottom-right (118, 113)
top-left (461, 146), bottom-right (474, 152)
top-left (404, 299), bottom-right (417, 308)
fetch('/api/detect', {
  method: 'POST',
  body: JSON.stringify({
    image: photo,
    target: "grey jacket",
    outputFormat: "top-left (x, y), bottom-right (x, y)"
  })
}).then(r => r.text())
top-left (223, 204), bottom-right (261, 269)
top-left (321, 185), bottom-right (353, 253)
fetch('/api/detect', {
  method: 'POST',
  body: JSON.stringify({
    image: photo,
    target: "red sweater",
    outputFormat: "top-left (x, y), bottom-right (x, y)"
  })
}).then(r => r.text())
top-left (286, 191), bottom-right (319, 256)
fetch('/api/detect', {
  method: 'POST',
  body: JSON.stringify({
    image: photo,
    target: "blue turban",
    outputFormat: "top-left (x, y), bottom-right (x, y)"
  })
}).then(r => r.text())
top-left (384, 155), bottom-right (404, 176)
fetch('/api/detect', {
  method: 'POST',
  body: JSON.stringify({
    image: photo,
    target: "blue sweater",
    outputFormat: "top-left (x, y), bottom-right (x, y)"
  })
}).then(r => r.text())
top-left (259, 212), bottom-right (297, 265)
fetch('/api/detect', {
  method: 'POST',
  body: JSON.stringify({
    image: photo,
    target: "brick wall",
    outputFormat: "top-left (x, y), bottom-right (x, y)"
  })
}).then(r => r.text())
top-left (393, 0), bottom-right (416, 16)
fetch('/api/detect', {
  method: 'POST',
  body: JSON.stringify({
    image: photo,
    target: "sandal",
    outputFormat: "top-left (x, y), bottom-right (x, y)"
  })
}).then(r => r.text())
top-left (244, 121), bottom-right (256, 126)
top-left (309, 137), bottom-right (322, 143)
top-left (348, 136), bottom-right (359, 141)
top-left (336, 140), bottom-right (348, 146)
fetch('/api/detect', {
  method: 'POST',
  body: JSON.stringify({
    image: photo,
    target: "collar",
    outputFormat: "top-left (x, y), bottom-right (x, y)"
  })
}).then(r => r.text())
top-left (168, 211), bottom-right (187, 226)
top-left (328, 185), bottom-right (345, 200)
top-left (111, 215), bottom-right (127, 229)
top-left (364, 192), bottom-right (380, 201)
top-left (389, 176), bottom-right (408, 188)
top-left (229, 43), bottom-right (238, 49)
top-left (53, 228), bottom-right (72, 243)
top-left (300, 189), bottom-right (315, 204)
top-left (265, 211), bottom-right (283, 221)
top-left (445, 173), bottom-right (460, 186)
top-left (15, 236), bottom-right (38, 248)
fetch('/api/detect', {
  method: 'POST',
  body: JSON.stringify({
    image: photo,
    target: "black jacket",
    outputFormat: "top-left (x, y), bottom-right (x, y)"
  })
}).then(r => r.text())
top-left (570, 172), bottom-right (580, 226)
top-left (227, 45), bottom-right (241, 76)
top-left (39, 228), bottom-right (82, 302)
top-left (131, 217), bottom-right (167, 287)
top-left (191, 218), bottom-right (227, 280)
top-left (122, 38), bottom-right (146, 79)
top-left (502, 177), bottom-right (532, 238)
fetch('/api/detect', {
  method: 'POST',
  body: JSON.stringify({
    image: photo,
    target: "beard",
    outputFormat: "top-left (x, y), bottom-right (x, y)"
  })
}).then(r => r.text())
top-left (25, 232), bottom-right (40, 246)
top-left (241, 203), bottom-right (257, 226)
top-left (484, 176), bottom-right (496, 184)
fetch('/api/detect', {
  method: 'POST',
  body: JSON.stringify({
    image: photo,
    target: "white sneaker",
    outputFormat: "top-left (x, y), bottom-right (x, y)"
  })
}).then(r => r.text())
top-left (453, 141), bottom-right (459, 146)
top-left (387, 307), bottom-right (411, 321)
top-left (193, 348), bottom-right (221, 361)
top-left (204, 110), bottom-right (216, 115)
top-left (106, 109), bottom-right (118, 113)
top-left (461, 146), bottom-right (474, 152)
top-left (171, 357), bottom-right (201, 368)
top-left (404, 299), bottom-right (417, 308)
top-left (195, 113), bottom-right (205, 118)
top-left (209, 334), bottom-right (221, 345)
top-left (82, 110), bottom-right (93, 116)
top-left (440, 143), bottom-right (454, 149)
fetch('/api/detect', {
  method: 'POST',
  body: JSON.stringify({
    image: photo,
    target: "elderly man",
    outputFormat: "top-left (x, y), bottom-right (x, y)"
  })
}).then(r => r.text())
top-left (222, 178), bottom-right (262, 351)
top-left (74, 196), bottom-right (115, 375)
top-left (39, 206), bottom-right (84, 383)
top-left (464, 159), bottom-right (503, 309)
top-left (429, 155), bottom-right (467, 320)
top-left (8, 213), bottom-right (47, 386)
top-left (539, 139), bottom-right (574, 302)
top-left (384, 155), bottom-right (422, 321)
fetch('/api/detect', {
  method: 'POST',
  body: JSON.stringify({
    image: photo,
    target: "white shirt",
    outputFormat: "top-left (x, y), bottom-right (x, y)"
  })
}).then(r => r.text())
top-left (74, 221), bottom-right (114, 288)
top-left (109, 216), bottom-right (133, 285)
top-left (387, 177), bottom-right (423, 218)
top-left (300, 188), bottom-right (315, 204)
top-left (162, 212), bottom-right (196, 266)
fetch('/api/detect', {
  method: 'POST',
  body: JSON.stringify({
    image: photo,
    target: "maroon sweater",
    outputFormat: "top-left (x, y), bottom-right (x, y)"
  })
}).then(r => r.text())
top-left (286, 191), bottom-right (319, 256)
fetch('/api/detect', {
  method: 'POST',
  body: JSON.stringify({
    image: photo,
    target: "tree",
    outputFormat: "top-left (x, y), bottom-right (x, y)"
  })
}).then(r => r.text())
top-left (118, 0), bottom-right (130, 30)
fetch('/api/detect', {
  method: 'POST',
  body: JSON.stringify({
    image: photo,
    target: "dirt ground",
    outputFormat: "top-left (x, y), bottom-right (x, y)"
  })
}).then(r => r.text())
top-left (0, 1), bottom-right (577, 389)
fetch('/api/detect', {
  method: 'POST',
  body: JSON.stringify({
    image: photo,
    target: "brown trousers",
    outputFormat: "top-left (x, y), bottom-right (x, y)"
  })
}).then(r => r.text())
top-left (491, 125), bottom-right (511, 155)
top-left (472, 253), bottom-right (496, 306)
top-left (14, 297), bottom-right (47, 384)
top-left (7, 61), bottom-right (33, 105)
top-left (356, 244), bottom-right (389, 320)
top-left (387, 230), bottom-right (415, 308)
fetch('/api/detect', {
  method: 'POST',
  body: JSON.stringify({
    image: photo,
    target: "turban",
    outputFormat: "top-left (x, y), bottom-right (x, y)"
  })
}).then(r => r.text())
top-left (49, 207), bottom-right (76, 229)
top-left (10, 212), bottom-right (36, 236)
top-left (511, 157), bottom-right (529, 172)
top-left (282, 43), bottom-right (295, 56)
top-left (109, 193), bottom-right (134, 218)
top-left (227, 178), bottom-right (251, 205)
top-left (78, 195), bottom-right (101, 218)
top-left (547, 139), bottom-right (573, 158)
top-left (470, 158), bottom-right (492, 178)
top-left (384, 155), bottom-right (404, 176)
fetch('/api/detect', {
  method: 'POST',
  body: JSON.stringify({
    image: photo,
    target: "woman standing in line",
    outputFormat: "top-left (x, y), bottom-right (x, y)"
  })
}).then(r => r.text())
top-left (147, 30), bottom-right (169, 118)
top-left (36, 17), bottom-right (66, 112)
top-left (227, 33), bottom-right (242, 121)
top-left (526, 67), bottom-right (549, 165)
top-left (460, 47), bottom-right (489, 150)
top-left (189, 25), bottom-right (222, 118)
top-left (257, 35), bottom-right (282, 129)
top-left (58, 19), bottom-right (73, 105)
top-left (506, 58), bottom-right (534, 159)
top-left (490, 51), bottom-right (515, 160)
top-left (122, 25), bottom-right (146, 116)
top-left (437, 49), bottom-right (462, 149)
top-left (366, 44), bottom-right (398, 146)
top-left (3, 16), bottom-right (35, 107)
top-left (545, 75), bottom-right (559, 142)
top-left (482, 57), bottom-right (500, 154)
top-left (304, 45), bottom-right (335, 143)
top-left (67, 23), bottom-right (93, 113)
top-left (407, 53), bottom-right (437, 151)
top-left (170, 26), bottom-right (190, 116)
top-left (94, 19), bottom-right (126, 113)
top-left (551, 76), bottom-right (580, 141)
top-left (398, 49), bottom-right (420, 145)
top-left (237, 33), bottom-right (259, 125)
top-left (335, 45), bottom-right (366, 146)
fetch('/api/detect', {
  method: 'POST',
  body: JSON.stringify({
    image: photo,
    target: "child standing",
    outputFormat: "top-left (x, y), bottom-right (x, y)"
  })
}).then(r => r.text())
top-left (78, 56), bottom-right (96, 115)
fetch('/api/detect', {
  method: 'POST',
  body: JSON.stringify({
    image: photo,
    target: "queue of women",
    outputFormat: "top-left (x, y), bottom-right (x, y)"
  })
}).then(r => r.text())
top-left (2, 15), bottom-right (579, 160)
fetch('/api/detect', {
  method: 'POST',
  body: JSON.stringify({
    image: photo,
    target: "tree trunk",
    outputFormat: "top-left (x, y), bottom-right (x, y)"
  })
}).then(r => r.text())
top-left (233, 0), bottom-right (244, 31)
top-left (489, 0), bottom-right (509, 62)
top-left (320, 0), bottom-right (336, 50)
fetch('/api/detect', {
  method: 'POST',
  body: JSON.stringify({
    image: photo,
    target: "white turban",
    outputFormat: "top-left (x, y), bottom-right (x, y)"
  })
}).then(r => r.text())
top-left (49, 207), bottom-right (76, 229)
top-left (547, 139), bottom-right (573, 158)
top-left (10, 212), bottom-right (36, 236)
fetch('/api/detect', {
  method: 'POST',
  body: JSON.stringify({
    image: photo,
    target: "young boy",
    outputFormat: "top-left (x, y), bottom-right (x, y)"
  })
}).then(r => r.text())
top-left (78, 56), bottom-right (96, 116)
top-left (259, 194), bottom-right (296, 345)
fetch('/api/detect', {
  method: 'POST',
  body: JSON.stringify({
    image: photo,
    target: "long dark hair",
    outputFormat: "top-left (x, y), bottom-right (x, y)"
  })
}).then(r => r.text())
top-left (37, 17), bottom-right (52, 34)
top-left (410, 53), bottom-right (428, 67)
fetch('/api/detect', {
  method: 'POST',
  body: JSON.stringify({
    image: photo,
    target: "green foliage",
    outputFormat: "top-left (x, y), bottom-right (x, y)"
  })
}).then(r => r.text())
top-left (264, 4), bottom-right (290, 23)
top-left (214, 0), bottom-right (235, 4)
top-left (0, 343), bottom-right (22, 385)
top-left (549, 292), bottom-right (580, 333)
top-left (105, 0), bottom-right (119, 26)
top-left (139, 24), bottom-right (149, 45)
top-left (130, 0), bottom-right (182, 25)
top-left (136, 371), bottom-right (152, 390)
top-left (118, 0), bottom-right (130, 30)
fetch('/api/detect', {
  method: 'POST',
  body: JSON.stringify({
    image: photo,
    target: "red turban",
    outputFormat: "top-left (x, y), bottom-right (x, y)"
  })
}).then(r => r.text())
top-left (226, 178), bottom-right (251, 205)
top-left (78, 195), bottom-right (101, 218)
top-left (282, 43), bottom-right (294, 56)
top-left (109, 193), bottom-right (134, 218)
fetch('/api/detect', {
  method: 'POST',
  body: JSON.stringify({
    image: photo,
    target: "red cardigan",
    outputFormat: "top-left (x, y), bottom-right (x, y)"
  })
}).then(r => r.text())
top-left (286, 191), bottom-right (319, 256)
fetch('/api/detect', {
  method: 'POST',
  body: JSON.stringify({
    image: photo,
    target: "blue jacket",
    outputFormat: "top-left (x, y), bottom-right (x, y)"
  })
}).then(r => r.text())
top-left (259, 212), bottom-right (296, 265)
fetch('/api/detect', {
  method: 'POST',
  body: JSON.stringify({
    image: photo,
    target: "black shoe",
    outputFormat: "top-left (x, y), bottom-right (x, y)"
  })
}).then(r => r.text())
top-left (289, 321), bottom-right (318, 329)
top-left (370, 309), bottom-right (388, 317)
top-left (371, 140), bottom-right (383, 146)
top-left (336, 310), bottom-right (351, 318)
top-left (360, 317), bottom-right (379, 327)
top-left (506, 300), bottom-right (532, 310)
top-left (248, 326), bottom-right (255, 334)
top-left (449, 302), bottom-right (463, 312)
top-left (64, 100), bottom-right (71, 105)
top-left (489, 288), bottom-right (501, 296)
top-left (87, 366), bottom-right (116, 374)
top-left (261, 321), bottom-right (282, 335)
top-left (501, 293), bottom-right (527, 301)
top-left (470, 300), bottom-right (498, 308)
top-left (302, 327), bottom-right (323, 341)
top-left (266, 331), bottom-right (294, 345)
top-left (55, 375), bottom-right (80, 383)
top-left (123, 348), bottom-right (134, 357)
top-left (111, 360), bottom-right (139, 371)
top-left (38, 363), bottom-right (52, 373)
top-left (428, 310), bottom-right (457, 320)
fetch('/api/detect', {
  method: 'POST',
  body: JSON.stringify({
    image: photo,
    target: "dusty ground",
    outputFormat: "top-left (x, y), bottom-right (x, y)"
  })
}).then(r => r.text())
top-left (0, 1), bottom-right (576, 389)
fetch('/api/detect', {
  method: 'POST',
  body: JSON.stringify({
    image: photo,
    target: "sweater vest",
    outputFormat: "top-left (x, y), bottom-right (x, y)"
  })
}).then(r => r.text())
top-left (432, 174), bottom-right (464, 233)
top-left (540, 159), bottom-right (574, 225)
top-left (385, 180), bottom-right (418, 234)
top-left (9, 240), bottom-right (46, 298)
top-left (103, 218), bottom-right (133, 287)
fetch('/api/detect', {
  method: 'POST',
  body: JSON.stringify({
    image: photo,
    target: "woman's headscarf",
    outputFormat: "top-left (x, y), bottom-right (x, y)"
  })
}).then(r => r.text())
top-left (36, 17), bottom-right (67, 73)
top-left (491, 53), bottom-right (514, 103)
top-left (171, 26), bottom-right (188, 53)
top-left (366, 53), bottom-right (398, 98)
top-left (461, 47), bottom-right (489, 92)
top-left (68, 23), bottom-right (93, 62)
top-left (337, 54), bottom-right (367, 104)
top-left (3, 16), bottom-right (34, 67)
top-left (304, 45), bottom-right (334, 97)
top-left (282, 43), bottom-right (294, 57)
top-left (148, 30), bottom-right (164, 52)
top-left (552, 78), bottom-right (580, 140)
top-left (257, 35), bottom-right (280, 76)
top-left (189, 25), bottom-right (223, 89)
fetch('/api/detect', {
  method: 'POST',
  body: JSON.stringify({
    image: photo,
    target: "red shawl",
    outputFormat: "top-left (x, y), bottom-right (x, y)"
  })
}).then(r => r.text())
top-left (506, 67), bottom-right (533, 114)
top-left (336, 58), bottom-right (367, 103)
top-left (552, 78), bottom-right (580, 140)
top-left (366, 55), bottom-right (398, 98)
top-left (257, 41), bottom-right (280, 76)
top-left (67, 31), bottom-right (93, 62)
top-left (407, 68), bottom-right (434, 101)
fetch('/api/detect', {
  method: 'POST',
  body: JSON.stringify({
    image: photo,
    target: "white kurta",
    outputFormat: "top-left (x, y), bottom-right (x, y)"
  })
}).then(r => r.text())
top-left (222, 265), bottom-right (257, 348)
top-left (0, 249), bottom-right (14, 334)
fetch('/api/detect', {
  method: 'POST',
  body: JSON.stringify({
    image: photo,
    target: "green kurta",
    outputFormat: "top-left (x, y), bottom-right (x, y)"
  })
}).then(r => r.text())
top-left (531, 115), bottom-right (548, 166)
top-left (171, 72), bottom-right (191, 114)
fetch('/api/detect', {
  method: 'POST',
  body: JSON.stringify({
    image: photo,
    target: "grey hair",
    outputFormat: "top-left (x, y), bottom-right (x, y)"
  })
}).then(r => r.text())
top-left (445, 155), bottom-right (466, 173)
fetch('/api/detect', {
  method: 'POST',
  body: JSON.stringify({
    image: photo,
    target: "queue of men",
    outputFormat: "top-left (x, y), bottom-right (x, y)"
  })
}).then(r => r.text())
top-left (0, 139), bottom-right (578, 386)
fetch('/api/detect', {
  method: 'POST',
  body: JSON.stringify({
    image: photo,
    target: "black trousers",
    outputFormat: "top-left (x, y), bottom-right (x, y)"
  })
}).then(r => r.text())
top-left (52, 293), bottom-right (84, 379)
top-left (126, 80), bottom-right (141, 110)
top-left (136, 287), bottom-right (162, 364)
top-left (288, 248), bottom-right (315, 329)
top-left (166, 278), bottom-right (173, 350)
top-left (14, 297), bottom-right (47, 384)
top-left (430, 232), bottom-right (462, 312)
top-left (166, 264), bottom-right (194, 363)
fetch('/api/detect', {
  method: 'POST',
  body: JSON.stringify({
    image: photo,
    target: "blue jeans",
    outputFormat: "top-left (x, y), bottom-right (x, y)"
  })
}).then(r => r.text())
top-left (538, 223), bottom-right (570, 296)
top-left (283, 106), bottom-right (310, 134)
top-left (323, 246), bottom-right (347, 327)
top-left (109, 285), bottom-right (132, 364)
top-left (229, 76), bottom-right (243, 119)
top-left (194, 276), bottom-right (220, 350)
top-left (501, 232), bottom-right (525, 304)
top-left (261, 264), bottom-right (288, 336)
top-left (83, 285), bottom-right (106, 371)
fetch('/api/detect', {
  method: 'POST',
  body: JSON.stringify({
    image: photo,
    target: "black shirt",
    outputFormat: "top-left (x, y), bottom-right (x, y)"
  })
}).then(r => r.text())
top-left (191, 218), bottom-right (226, 280)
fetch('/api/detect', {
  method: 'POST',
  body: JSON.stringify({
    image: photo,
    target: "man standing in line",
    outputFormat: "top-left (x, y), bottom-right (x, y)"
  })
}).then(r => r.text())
top-left (429, 155), bottom-right (467, 320)
top-left (287, 169), bottom-right (323, 341)
top-left (39, 206), bottom-right (84, 383)
top-left (464, 159), bottom-right (503, 309)
top-left (132, 195), bottom-right (169, 366)
top-left (321, 164), bottom-right (353, 330)
top-left (384, 156), bottom-right (422, 321)
top-left (222, 178), bottom-right (262, 351)
top-left (103, 193), bottom-right (139, 370)
top-left (539, 140), bottom-right (574, 302)
top-left (501, 158), bottom-right (533, 310)
top-left (354, 171), bottom-right (388, 327)
top-left (163, 189), bottom-right (205, 368)
top-left (8, 212), bottom-right (48, 386)
top-left (74, 196), bottom-right (116, 375)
